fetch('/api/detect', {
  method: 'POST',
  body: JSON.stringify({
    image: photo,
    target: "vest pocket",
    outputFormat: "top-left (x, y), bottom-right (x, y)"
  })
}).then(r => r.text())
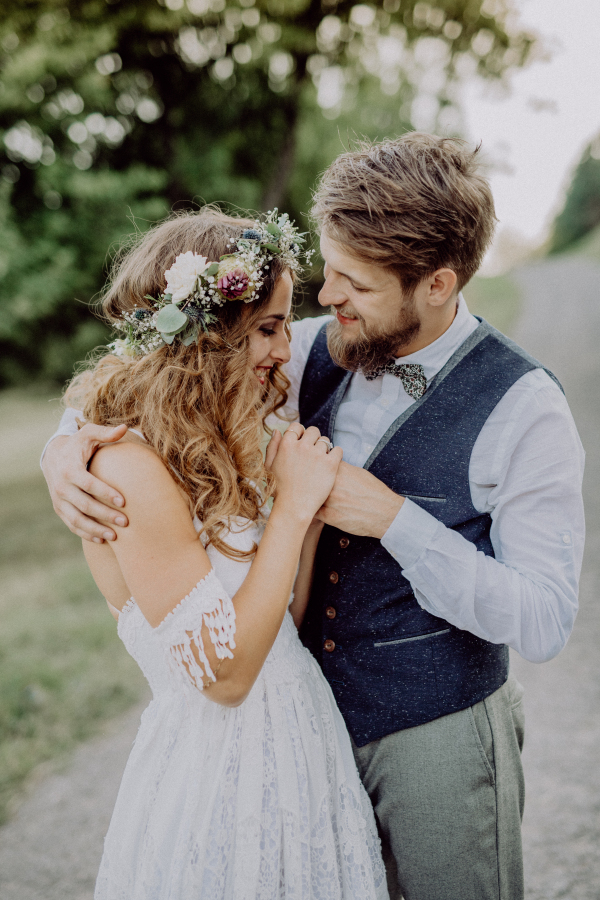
top-left (403, 494), bottom-right (447, 503)
top-left (373, 627), bottom-right (451, 648)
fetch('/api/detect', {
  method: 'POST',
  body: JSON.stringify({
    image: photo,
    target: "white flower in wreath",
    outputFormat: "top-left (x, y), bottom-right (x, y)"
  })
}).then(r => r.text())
top-left (110, 338), bottom-right (137, 359)
top-left (164, 251), bottom-right (210, 303)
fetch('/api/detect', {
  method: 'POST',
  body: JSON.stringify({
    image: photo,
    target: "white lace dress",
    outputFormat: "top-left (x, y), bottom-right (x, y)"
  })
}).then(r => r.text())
top-left (95, 516), bottom-right (388, 900)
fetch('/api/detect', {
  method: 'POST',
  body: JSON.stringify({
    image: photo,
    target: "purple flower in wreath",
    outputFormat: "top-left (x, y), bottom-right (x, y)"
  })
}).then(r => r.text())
top-left (216, 259), bottom-right (255, 301)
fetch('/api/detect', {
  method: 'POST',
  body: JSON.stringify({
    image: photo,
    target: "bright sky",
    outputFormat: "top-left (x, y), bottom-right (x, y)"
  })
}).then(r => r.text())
top-left (461, 0), bottom-right (600, 272)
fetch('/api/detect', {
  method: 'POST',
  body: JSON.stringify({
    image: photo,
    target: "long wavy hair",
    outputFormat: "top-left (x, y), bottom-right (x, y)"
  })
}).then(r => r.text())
top-left (66, 208), bottom-right (293, 560)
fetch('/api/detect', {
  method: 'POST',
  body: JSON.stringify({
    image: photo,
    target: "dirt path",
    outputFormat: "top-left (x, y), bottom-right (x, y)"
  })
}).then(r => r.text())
top-left (1, 256), bottom-right (599, 899)
top-left (511, 257), bottom-right (600, 900)
top-left (0, 700), bottom-right (148, 900)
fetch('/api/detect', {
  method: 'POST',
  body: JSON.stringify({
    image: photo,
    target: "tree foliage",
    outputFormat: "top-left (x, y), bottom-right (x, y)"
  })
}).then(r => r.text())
top-left (0, 0), bottom-right (536, 385)
top-left (549, 141), bottom-right (600, 255)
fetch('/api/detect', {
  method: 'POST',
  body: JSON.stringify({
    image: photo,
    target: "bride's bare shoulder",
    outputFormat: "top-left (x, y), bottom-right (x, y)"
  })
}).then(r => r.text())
top-left (90, 438), bottom-right (165, 482)
top-left (89, 439), bottom-right (188, 515)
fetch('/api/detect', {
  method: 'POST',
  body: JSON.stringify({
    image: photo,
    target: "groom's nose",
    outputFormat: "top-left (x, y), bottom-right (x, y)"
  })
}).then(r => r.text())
top-left (318, 273), bottom-right (346, 308)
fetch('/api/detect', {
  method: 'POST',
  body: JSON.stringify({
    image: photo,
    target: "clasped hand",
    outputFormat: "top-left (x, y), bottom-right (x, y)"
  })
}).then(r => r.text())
top-left (266, 427), bottom-right (404, 539)
top-left (265, 426), bottom-right (343, 525)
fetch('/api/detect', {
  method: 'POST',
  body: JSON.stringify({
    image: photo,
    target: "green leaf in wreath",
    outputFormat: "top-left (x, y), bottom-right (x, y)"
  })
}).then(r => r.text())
top-left (206, 263), bottom-right (220, 276)
top-left (266, 223), bottom-right (282, 238)
top-left (155, 303), bottom-right (188, 334)
top-left (181, 325), bottom-right (200, 346)
top-left (160, 331), bottom-right (176, 344)
top-left (264, 242), bottom-right (281, 254)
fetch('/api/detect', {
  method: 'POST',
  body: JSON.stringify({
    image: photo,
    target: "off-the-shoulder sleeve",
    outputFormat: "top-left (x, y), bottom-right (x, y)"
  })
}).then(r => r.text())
top-left (153, 569), bottom-right (236, 691)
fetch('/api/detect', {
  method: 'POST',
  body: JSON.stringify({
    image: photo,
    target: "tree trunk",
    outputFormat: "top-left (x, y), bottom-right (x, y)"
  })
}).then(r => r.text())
top-left (260, 108), bottom-right (299, 212)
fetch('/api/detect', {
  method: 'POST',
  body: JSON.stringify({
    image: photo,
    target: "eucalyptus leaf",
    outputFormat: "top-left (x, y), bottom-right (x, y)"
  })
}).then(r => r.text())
top-left (264, 242), bottom-right (281, 254)
top-left (206, 263), bottom-right (219, 276)
top-left (181, 325), bottom-right (200, 346)
top-left (155, 304), bottom-right (188, 334)
top-left (266, 223), bottom-right (282, 238)
top-left (161, 332), bottom-right (176, 344)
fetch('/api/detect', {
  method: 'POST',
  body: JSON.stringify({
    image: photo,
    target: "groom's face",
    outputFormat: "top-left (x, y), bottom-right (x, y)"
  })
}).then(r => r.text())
top-left (318, 231), bottom-right (421, 372)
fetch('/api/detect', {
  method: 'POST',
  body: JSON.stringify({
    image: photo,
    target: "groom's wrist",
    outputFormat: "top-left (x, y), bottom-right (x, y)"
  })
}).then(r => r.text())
top-left (370, 489), bottom-right (405, 539)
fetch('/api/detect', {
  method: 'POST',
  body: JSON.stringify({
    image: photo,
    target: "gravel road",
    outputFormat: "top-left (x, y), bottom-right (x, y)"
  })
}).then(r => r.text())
top-left (1, 256), bottom-right (599, 899)
top-left (511, 257), bottom-right (600, 900)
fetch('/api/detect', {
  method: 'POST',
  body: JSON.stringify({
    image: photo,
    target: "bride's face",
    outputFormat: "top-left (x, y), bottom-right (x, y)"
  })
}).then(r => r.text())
top-left (248, 270), bottom-right (293, 386)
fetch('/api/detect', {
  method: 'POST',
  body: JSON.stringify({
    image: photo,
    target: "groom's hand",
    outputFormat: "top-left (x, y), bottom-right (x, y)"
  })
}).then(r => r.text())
top-left (315, 461), bottom-right (404, 539)
top-left (42, 424), bottom-right (129, 542)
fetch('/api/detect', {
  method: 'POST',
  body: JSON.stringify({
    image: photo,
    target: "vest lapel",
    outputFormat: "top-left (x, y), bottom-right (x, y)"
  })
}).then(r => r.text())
top-left (359, 320), bottom-right (491, 471)
top-left (328, 372), bottom-right (352, 437)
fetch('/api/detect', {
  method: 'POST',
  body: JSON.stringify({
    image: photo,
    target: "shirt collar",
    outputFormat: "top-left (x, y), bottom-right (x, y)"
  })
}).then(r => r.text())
top-left (392, 293), bottom-right (479, 384)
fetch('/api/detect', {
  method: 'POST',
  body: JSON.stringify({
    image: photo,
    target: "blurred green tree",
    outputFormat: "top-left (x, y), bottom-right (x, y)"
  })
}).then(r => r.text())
top-left (549, 139), bottom-right (600, 255)
top-left (0, 0), bottom-right (536, 385)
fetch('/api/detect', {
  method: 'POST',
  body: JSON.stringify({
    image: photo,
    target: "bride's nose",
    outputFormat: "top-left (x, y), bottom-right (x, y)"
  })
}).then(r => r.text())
top-left (271, 331), bottom-right (291, 365)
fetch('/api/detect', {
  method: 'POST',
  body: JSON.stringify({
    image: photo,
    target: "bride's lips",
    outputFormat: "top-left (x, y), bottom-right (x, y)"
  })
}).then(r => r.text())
top-left (254, 366), bottom-right (271, 385)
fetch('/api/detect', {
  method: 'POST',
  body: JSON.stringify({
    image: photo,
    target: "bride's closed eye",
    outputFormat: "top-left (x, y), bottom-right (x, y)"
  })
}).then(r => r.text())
top-left (259, 327), bottom-right (276, 336)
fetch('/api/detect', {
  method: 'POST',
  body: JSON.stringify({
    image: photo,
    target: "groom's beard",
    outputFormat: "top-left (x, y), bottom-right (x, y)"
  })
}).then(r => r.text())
top-left (326, 301), bottom-right (421, 374)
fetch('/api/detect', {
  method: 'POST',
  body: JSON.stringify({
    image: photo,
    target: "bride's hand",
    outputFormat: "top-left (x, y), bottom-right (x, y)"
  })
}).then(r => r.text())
top-left (266, 425), bottom-right (342, 524)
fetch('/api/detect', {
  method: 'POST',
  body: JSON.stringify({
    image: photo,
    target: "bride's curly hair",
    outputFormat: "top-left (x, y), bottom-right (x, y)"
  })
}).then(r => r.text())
top-left (65, 207), bottom-right (294, 560)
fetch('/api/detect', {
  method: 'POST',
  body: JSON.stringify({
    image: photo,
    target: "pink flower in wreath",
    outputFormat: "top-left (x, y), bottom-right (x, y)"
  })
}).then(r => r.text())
top-left (217, 268), bottom-right (250, 300)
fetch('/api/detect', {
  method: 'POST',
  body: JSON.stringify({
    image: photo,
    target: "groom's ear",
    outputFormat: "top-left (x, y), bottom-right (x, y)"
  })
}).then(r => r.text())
top-left (425, 268), bottom-right (458, 307)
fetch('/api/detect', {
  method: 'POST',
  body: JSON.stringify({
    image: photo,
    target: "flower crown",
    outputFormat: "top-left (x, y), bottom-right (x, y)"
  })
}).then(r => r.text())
top-left (109, 210), bottom-right (312, 359)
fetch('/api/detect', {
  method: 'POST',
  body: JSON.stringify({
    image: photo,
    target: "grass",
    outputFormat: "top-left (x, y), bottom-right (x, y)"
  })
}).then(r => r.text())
top-left (462, 272), bottom-right (522, 338)
top-left (0, 386), bottom-right (147, 825)
top-left (562, 222), bottom-right (600, 262)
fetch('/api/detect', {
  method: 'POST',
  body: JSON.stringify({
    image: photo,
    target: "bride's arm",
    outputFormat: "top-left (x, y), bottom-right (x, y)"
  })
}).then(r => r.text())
top-left (88, 431), bottom-right (340, 707)
top-left (289, 520), bottom-right (324, 629)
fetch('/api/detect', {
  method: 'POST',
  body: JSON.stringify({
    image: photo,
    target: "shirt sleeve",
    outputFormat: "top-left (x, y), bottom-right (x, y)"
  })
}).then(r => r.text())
top-left (380, 375), bottom-right (585, 663)
top-left (39, 406), bottom-right (82, 467)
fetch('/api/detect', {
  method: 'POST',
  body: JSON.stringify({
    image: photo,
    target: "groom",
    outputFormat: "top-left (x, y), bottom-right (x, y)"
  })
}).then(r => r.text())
top-left (43, 133), bottom-right (584, 900)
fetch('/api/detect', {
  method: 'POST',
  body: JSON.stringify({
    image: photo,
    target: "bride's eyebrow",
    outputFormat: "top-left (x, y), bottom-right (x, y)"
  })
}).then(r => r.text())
top-left (260, 314), bottom-right (286, 323)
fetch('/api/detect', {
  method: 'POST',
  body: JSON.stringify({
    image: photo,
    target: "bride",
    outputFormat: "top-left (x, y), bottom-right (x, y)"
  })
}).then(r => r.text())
top-left (64, 207), bottom-right (388, 899)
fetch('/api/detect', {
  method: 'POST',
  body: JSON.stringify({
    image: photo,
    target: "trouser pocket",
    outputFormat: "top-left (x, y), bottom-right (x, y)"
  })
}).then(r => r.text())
top-left (469, 699), bottom-right (496, 784)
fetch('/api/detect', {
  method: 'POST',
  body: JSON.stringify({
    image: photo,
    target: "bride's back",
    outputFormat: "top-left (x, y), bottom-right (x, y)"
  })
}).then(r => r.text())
top-left (66, 207), bottom-right (292, 564)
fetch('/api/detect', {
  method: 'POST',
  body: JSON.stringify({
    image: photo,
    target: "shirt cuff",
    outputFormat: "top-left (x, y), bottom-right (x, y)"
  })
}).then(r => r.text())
top-left (380, 498), bottom-right (441, 569)
top-left (39, 407), bottom-right (81, 468)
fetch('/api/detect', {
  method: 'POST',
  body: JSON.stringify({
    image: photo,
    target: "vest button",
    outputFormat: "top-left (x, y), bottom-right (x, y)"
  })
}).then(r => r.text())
top-left (329, 571), bottom-right (339, 584)
top-left (324, 639), bottom-right (336, 652)
top-left (326, 606), bottom-right (336, 619)
top-left (339, 537), bottom-right (350, 549)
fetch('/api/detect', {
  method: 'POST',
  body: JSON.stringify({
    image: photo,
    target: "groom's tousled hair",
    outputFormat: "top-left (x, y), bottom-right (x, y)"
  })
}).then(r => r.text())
top-left (311, 132), bottom-right (496, 293)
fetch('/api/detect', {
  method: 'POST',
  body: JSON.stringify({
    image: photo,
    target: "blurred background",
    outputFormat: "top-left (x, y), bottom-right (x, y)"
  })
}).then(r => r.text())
top-left (1, 1), bottom-right (600, 897)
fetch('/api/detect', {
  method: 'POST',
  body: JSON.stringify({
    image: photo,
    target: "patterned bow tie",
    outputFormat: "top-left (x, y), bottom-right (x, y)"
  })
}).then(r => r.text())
top-left (364, 362), bottom-right (427, 400)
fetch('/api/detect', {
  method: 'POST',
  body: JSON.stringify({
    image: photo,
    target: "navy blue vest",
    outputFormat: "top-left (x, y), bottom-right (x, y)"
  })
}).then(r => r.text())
top-left (299, 318), bottom-right (561, 747)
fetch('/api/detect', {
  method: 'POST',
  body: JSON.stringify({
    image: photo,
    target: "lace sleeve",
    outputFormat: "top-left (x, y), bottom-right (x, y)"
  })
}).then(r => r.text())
top-left (153, 569), bottom-right (236, 691)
